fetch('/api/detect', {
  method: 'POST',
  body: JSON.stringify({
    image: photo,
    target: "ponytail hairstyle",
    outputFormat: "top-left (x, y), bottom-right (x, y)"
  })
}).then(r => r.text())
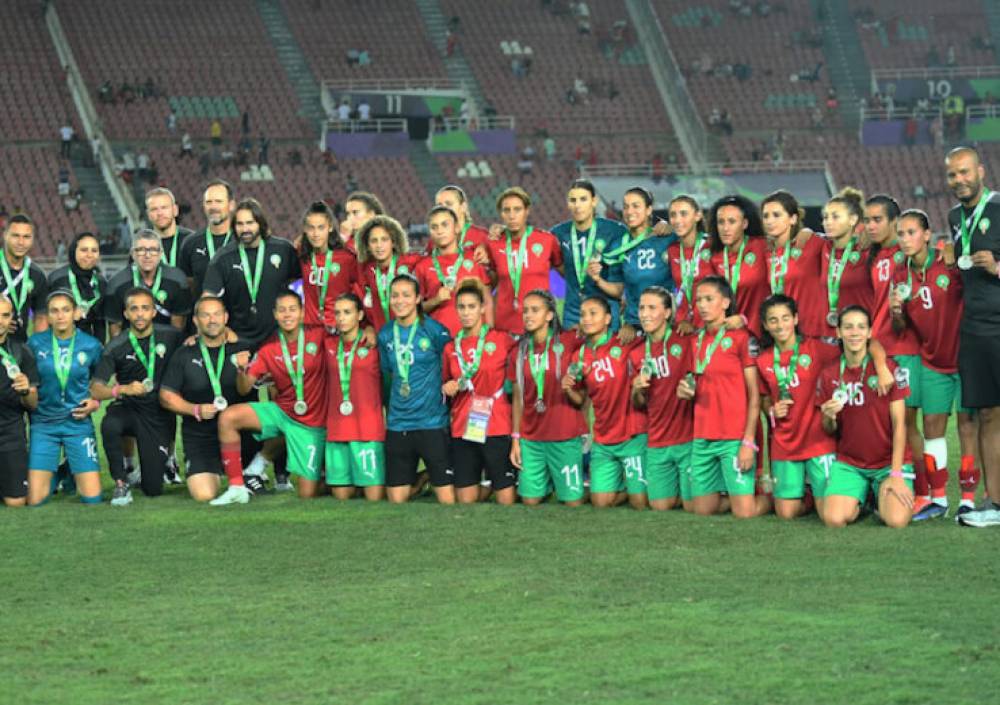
top-left (297, 201), bottom-right (340, 261)
top-left (454, 277), bottom-right (486, 306)
top-left (640, 285), bottom-right (675, 325)
top-left (668, 194), bottom-right (706, 236)
top-left (707, 195), bottom-right (763, 252)
top-left (695, 275), bottom-right (737, 317)
top-left (758, 294), bottom-right (799, 350)
top-left (898, 208), bottom-right (931, 231)
top-left (826, 186), bottom-right (865, 233)
top-left (522, 288), bottom-right (561, 335)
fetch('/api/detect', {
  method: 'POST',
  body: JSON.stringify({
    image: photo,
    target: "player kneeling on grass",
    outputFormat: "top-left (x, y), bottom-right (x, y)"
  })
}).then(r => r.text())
top-left (510, 289), bottom-right (586, 506)
top-left (562, 296), bottom-right (648, 509)
top-left (0, 295), bottom-right (39, 507)
top-left (817, 305), bottom-right (914, 528)
top-left (442, 280), bottom-right (517, 505)
top-left (159, 296), bottom-right (260, 502)
top-left (212, 290), bottom-right (327, 505)
top-left (630, 286), bottom-right (695, 511)
top-left (26, 291), bottom-right (104, 506)
top-left (676, 276), bottom-right (766, 518)
top-left (324, 293), bottom-right (385, 501)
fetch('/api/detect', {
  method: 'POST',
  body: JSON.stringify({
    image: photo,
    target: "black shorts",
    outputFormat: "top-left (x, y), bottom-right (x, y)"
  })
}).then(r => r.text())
top-left (0, 442), bottom-right (28, 498)
top-left (959, 330), bottom-right (1000, 408)
top-left (385, 428), bottom-right (452, 487)
top-left (182, 428), bottom-right (261, 477)
top-left (451, 436), bottom-right (515, 490)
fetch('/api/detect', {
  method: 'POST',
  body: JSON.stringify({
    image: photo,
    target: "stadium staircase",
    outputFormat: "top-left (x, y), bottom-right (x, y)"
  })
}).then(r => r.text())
top-left (413, 0), bottom-right (488, 112)
top-left (984, 0), bottom-right (1000, 64)
top-left (70, 152), bottom-right (121, 238)
top-left (254, 0), bottom-right (326, 134)
top-left (811, 0), bottom-right (871, 131)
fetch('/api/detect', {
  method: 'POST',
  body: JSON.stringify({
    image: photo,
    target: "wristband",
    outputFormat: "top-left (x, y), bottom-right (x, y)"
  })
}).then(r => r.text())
top-left (193, 404), bottom-right (202, 422)
top-left (741, 438), bottom-right (759, 452)
top-left (889, 470), bottom-right (903, 478)
top-left (511, 433), bottom-right (521, 440)
top-left (112, 384), bottom-right (120, 399)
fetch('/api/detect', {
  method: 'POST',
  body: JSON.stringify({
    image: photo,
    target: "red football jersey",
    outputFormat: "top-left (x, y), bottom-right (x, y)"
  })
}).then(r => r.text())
top-left (756, 337), bottom-right (838, 460)
top-left (892, 257), bottom-right (964, 373)
top-left (710, 236), bottom-right (770, 338)
top-left (485, 228), bottom-right (562, 335)
top-left (442, 328), bottom-right (515, 438)
top-left (301, 249), bottom-right (359, 329)
top-left (770, 236), bottom-right (826, 337)
top-left (358, 253), bottom-right (423, 332)
top-left (506, 330), bottom-right (587, 442)
top-left (422, 222), bottom-right (489, 255)
top-left (248, 326), bottom-right (327, 429)
top-left (816, 356), bottom-right (910, 469)
top-left (573, 337), bottom-right (646, 444)
top-left (414, 251), bottom-right (491, 336)
top-left (820, 238), bottom-right (875, 335)
top-left (667, 239), bottom-right (711, 328)
top-left (686, 327), bottom-right (758, 441)
top-left (323, 334), bottom-right (385, 442)
top-left (870, 243), bottom-right (920, 357)
top-left (627, 329), bottom-right (694, 447)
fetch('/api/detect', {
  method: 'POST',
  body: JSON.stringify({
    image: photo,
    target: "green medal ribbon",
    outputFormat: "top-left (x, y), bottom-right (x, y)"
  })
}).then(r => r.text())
top-left (527, 331), bottom-right (552, 401)
top-left (458, 221), bottom-right (470, 251)
top-left (722, 237), bottom-right (748, 296)
top-left (68, 268), bottom-right (100, 312)
top-left (602, 227), bottom-right (650, 262)
top-left (679, 234), bottom-right (707, 305)
top-left (570, 222), bottom-right (599, 292)
top-left (904, 252), bottom-right (933, 292)
top-left (238, 243), bottom-right (266, 309)
top-left (577, 330), bottom-right (612, 368)
top-left (198, 340), bottom-right (226, 398)
top-left (132, 264), bottom-right (164, 304)
top-left (0, 252), bottom-right (31, 313)
top-left (769, 241), bottom-right (793, 294)
top-left (51, 331), bottom-right (77, 397)
top-left (279, 327), bottom-right (306, 406)
top-left (162, 232), bottom-right (179, 267)
top-left (205, 227), bottom-right (231, 260)
top-left (694, 325), bottom-right (727, 375)
top-left (505, 226), bottom-right (533, 303)
top-left (375, 254), bottom-right (398, 322)
top-left (432, 249), bottom-right (464, 290)
top-left (827, 238), bottom-right (856, 315)
top-left (772, 336), bottom-right (801, 396)
top-left (838, 353), bottom-right (871, 393)
top-left (0, 344), bottom-right (19, 372)
top-left (392, 320), bottom-right (419, 388)
top-left (959, 189), bottom-right (994, 258)
top-left (454, 325), bottom-right (489, 386)
top-left (337, 333), bottom-right (361, 403)
top-left (644, 327), bottom-right (671, 377)
top-left (315, 250), bottom-right (334, 316)
top-left (128, 330), bottom-right (157, 383)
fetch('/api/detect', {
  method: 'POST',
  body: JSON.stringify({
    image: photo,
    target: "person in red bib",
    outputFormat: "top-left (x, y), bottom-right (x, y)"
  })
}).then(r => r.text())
top-left (890, 209), bottom-right (979, 520)
top-left (416, 205), bottom-right (492, 335)
top-left (483, 187), bottom-right (562, 336)
top-left (356, 215), bottom-right (422, 332)
top-left (676, 276), bottom-right (766, 518)
top-left (707, 195), bottom-right (770, 338)
top-left (630, 286), bottom-right (694, 511)
top-left (509, 289), bottom-right (586, 506)
top-left (561, 296), bottom-right (648, 509)
top-left (666, 195), bottom-right (710, 334)
top-left (442, 280), bottom-right (517, 504)
top-left (298, 201), bottom-right (359, 332)
top-left (817, 305), bottom-right (914, 528)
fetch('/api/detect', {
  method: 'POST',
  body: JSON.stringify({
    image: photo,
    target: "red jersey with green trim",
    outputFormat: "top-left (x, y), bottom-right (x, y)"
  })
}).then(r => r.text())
top-left (756, 337), bottom-right (838, 460)
top-left (323, 335), bottom-right (384, 442)
top-left (358, 254), bottom-right (423, 332)
top-left (891, 257), bottom-right (964, 373)
top-left (626, 329), bottom-right (694, 447)
top-left (442, 328), bottom-right (515, 438)
top-left (422, 223), bottom-right (489, 255)
top-left (506, 330), bottom-right (586, 442)
top-left (686, 327), bottom-right (758, 441)
top-left (816, 357), bottom-right (911, 469)
top-left (247, 326), bottom-right (327, 429)
top-left (414, 251), bottom-right (491, 336)
top-left (485, 228), bottom-right (562, 335)
top-left (667, 239), bottom-right (711, 329)
top-left (572, 337), bottom-right (645, 444)
top-left (301, 249), bottom-right (358, 329)
top-left (820, 238), bottom-right (875, 335)
top-left (709, 236), bottom-right (770, 337)
top-left (870, 243), bottom-right (920, 357)
top-left (771, 236), bottom-right (826, 337)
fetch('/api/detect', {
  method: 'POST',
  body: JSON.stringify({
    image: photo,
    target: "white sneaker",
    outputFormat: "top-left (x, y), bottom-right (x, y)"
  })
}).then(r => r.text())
top-left (209, 485), bottom-right (251, 506)
top-left (957, 505), bottom-right (1000, 528)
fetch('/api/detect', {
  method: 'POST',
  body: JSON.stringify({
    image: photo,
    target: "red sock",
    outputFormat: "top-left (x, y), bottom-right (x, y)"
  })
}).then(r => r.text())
top-left (924, 453), bottom-right (949, 500)
top-left (959, 454), bottom-right (980, 502)
top-left (221, 442), bottom-right (245, 485)
top-left (912, 453), bottom-right (930, 500)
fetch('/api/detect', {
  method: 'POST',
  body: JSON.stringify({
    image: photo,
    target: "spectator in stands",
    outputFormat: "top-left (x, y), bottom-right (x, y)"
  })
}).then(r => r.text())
top-left (573, 77), bottom-right (589, 102)
top-left (904, 116), bottom-right (918, 147)
top-left (446, 30), bottom-right (458, 57)
top-left (120, 149), bottom-right (136, 182)
top-left (811, 106), bottom-right (825, 129)
top-left (651, 154), bottom-right (664, 184)
top-left (98, 80), bottom-right (113, 104)
top-left (119, 80), bottom-right (135, 104)
top-left (59, 122), bottom-right (74, 158)
top-left (242, 110), bottom-right (250, 136)
top-left (912, 183), bottom-right (926, 200)
top-left (56, 241), bottom-right (67, 264)
top-left (137, 151), bottom-right (151, 182)
top-left (337, 99), bottom-right (351, 122)
top-left (946, 44), bottom-right (956, 66)
top-left (58, 164), bottom-right (71, 196)
top-left (543, 136), bottom-right (556, 160)
top-left (346, 174), bottom-right (360, 194)
top-left (210, 120), bottom-right (222, 146)
top-left (826, 88), bottom-right (839, 115)
top-left (117, 217), bottom-right (132, 252)
top-left (574, 2), bottom-right (591, 33)
top-left (179, 132), bottom-right (193, 159)
top-left (358, 100), bottom-right (371, 121)
top-left (62, 192), bottom-right (81, 213)
top-left (257, 134), bottom-right (270, 167)
top-left (323, 149), bottom-right (339, 172)
top-left (166, 110), bottom-right (177, 134)
top-left (358, 50), bottom-right (371, 66)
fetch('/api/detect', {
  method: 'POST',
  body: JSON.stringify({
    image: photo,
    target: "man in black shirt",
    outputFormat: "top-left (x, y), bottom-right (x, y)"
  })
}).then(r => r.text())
top-left (179, 179), bottom-right (235, 301)
top-left (0, 295), bottom-right (39, 506)
top-left (0, 214), bottom-right (49, 340)
top-left (202, 197), bottom-right (301, 346)
top-left (946, 147), bottom-right (1000, 528)
top-left (91, 288), bottom-right (183, 505)
top-left (159, 296), bottom-right (260, 502)
top-left (105, 229), bottom-right (192, 337)
top-left (146, 187), bottom-right (193, 269)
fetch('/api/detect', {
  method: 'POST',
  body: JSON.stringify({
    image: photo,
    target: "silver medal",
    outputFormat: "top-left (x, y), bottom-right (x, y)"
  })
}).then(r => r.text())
top-left (213, 396), bottom-right (228, 411)
top-left (142, 378), bottom-right (155, 393)
top-left (400, 382), bottom-right (411, 397)
top-left (534, 399), bottom-right (546, 414)
top-left (340, 400), bottom-right (354, 415)
top-left (826, 311), bottom-right (839, 327)
top-left (684, 372), bottom-right (697, 393)
top-left (79, 304), bottom-right (90, 316)
top-left (293, 400), bottom-right (308, 415)
top-left (958, 254), bottom-right (973, 270)
top-left (5, 363), bottom-right (20, 379)
top-left (832, 388), bottom-right (849, 405)
top-left (894, 283), bottom-right (911, 300)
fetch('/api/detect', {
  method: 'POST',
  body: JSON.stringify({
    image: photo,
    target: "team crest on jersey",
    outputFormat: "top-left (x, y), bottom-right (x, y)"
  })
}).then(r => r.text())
top-left (799, 353), bottom-right (811, 368)
top-left (610, 346), bottom-right (622, 359)
top-left (305, 342), bottom-right (318, 355)
top-left (156, 290), bottom-right (167, 303)
top-left (26, 279), bottom-right (34, 292)
top-left (398, 265), bottom-right (409, 275)
top-left (552, 342), bottom-right (564, 354)
top-left (357, 347), bottom-right (369, 358)
top-left (721, 337), bottom-right (733, 350)
top-left (936, 274), bottom-right (950, 290)
top-left (76, 352), bottom-right (87, 365)
top-left (867, 375), bottom-right (879, 390)
top-left (596, 239), bottom-right (606, 252)
top-left (531, 243), bottom-right (543, 257)
top-left (980, 218), bottom-right (991, 233)
top-left (849, 252), bottom-right (861, 264)
top-left (893, 251), bottom-right (904, 264)
top-left (462, 260), bottom-right (473, 271)
top-left (270, 254), bottom-right (282, 268)
top-left (155, 343), bottom-right (166, 357)
top-left (485, 341), bottom-right (497, 354)
top-left (670, 343), bottom-right (682, 358)
top-left (700, 249), bottom-right (712, 261)
top-left (661, 251), bottom-right (670, 263)
top-left (745, 252), bottom-right (757, 266)
top-left (418, 337), bottom-right (430, 351)
top-left (331, 263), bottom-right (341, 275)
top-left (791, 247), bottom-right (802, 259)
